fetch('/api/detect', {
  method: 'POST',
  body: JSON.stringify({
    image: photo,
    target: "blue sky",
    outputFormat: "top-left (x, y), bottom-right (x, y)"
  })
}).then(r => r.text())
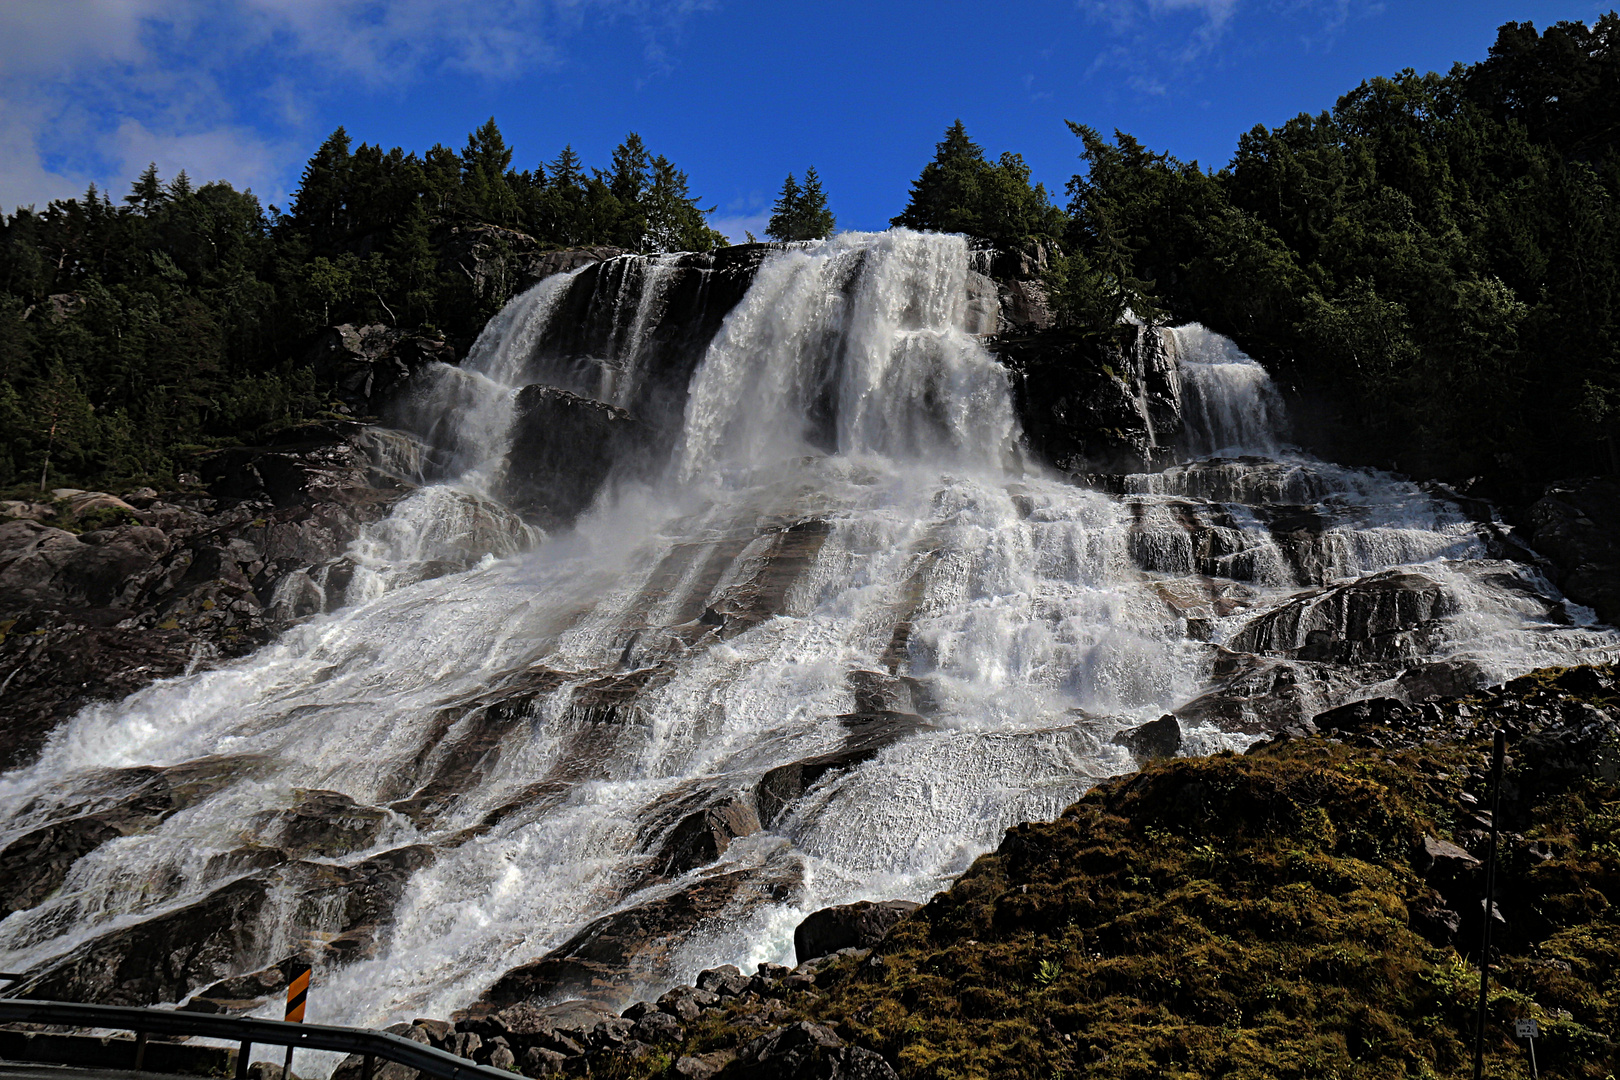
top-left (0, 1), bottom-right (1610, 242)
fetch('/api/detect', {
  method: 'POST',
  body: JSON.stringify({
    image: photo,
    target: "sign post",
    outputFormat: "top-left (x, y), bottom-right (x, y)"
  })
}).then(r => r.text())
top-left (282, 963), bottom-right (311, 1080)
top-left (1472, 729), bottom-right (1507, 1080)
top-left (1515, 1019), bottom-right (1539, 1079)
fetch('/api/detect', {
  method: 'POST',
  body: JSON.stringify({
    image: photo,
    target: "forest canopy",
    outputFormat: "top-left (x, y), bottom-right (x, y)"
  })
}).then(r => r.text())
top-left (3, 14), bottom-right (1618, 497)
top-left (0, 124), bottom-right (723, 493)
top-left (1049, 13), bottom-right (1620, 490)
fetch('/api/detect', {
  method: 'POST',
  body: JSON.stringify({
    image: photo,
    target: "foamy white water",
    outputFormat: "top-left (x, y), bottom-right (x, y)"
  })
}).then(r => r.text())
top-left (1, 231), bottom-right (1613, 1041)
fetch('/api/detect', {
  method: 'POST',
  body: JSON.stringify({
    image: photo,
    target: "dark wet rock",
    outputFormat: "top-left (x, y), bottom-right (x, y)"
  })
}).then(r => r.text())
top-left (656, 798), bottom-right (763, 878)
top-left (732, 1021), bottom-right (899, 1080)
top-left (793, 900), bottom-right (921, 964)
top-left (501, 385), bottom-right (649, 527)
top-left (6, 876), bottom-right (271, 1006)
top-left (757, 711), bottom-right (932, 828)
top-left (1113, 715), bottom-right (1182, 763)
top-left (1526, 476), bottom-right (1620, 623)
top-left (476, 864), bottom-right (799, 1007)
top-left (304, 323), bottom-right (454, 416)
top-left (998, 323), bottom-right (1182, 474)
top-left (1229, 569), bottom-right (1451, 664)
top-left (0, 756), bottom-right (252, 917)
top-left (259, 789), bottom-right (387, 858)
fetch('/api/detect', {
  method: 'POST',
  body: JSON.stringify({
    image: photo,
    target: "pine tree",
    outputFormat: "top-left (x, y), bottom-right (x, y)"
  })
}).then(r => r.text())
top-left (766, 173), bottom-right (802, 241)
top-left (544, 145), bottom-right (589, 245)
top-left (461, 117), bottom-right (518, 224)
top-left (891, 120), bottom-right (989, 236)
top-left (167, 170), bottom-right (194, 200)
top-left (798, 167), bottom-right (835, 239)
top-left (609, 133), bottom-right (651, 204)
top-left (126, 164), bottom-right (166, 214)
top-left (767, 169), bottom-right (836, 241)
top-left (291, 128), bottom-right (354, 238)
top-left (642, 155), bottom-right (722, 253)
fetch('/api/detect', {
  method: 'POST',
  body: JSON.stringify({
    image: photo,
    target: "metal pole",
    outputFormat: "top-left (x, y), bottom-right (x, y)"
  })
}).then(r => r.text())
top-left (1528, 1035), bottom-right (1538, 1080)
top-left (282, 1042), bottom-right (295, 1080)
top-left (1472, 728), bottom-right (1506, 1080)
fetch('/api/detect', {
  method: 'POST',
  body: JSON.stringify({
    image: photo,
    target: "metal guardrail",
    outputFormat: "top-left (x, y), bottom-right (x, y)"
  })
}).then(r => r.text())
top-left (0, 1000), bottom-right (515, 1080)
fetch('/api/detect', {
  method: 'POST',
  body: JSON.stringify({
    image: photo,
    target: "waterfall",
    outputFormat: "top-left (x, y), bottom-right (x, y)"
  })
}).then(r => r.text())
top-left (1172, 322), bottom-right (1287, 458)
top-left (1, 230), bottom-right (1614, 1043)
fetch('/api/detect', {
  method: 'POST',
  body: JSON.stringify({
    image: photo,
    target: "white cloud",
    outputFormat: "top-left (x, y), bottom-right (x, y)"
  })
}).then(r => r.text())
top-left (0, 0), bottom-right (710, 214)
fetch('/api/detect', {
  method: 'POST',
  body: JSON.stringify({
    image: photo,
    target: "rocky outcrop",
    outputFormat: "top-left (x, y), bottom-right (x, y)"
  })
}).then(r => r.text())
top-left (1112, 714), bottom-right (1182, 763)
top-left (1526, 476), bottom-right (1620, 623)
top-left (501, 385), bottom-right (649, 527)
top-left (988, 238), bottom-right (1060, 333)
top-left (1227, 569), bottom-right (1452, 664)
top-left (997, 323), bottom-right (1182, 473)
top-left (793, 900), bottom-right (921, 964)
top-left (0, 423), bottom-right (411, 769)
top-left (475, 862), bottom-right (802, 1008)
top-left (304, 323), bottom-right (454, 416)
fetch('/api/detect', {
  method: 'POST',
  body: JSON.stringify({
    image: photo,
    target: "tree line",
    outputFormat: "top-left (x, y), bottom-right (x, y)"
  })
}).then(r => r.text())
top-left (3, 12), bottom-right (1615, 496)
top-left (0, 122), bottom-right (726, 493)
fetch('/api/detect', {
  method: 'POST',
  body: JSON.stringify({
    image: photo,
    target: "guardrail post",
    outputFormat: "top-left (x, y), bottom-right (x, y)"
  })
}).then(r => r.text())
top-left (236, 1040), bottom-right (252, 1080)
top-left (362, 1053), bottom-right (375, 1080)
top-left (133, 1030), bottom-right (148, 1070)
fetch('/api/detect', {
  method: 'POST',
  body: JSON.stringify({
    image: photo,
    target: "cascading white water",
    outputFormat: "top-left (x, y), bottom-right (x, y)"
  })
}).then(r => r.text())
top-left (1, 230), bottom-right (1615, 1046)
top-left (1172, 322), bottom-right (1287, 457)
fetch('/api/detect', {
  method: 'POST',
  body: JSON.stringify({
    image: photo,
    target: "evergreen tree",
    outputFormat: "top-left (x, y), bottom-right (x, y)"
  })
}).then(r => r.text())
top-left (460, 117), bottom-right (519, 224)
top-left (290, 128), bottom-right (354, 240)
top-left (608, 133), bottom-right (651, 204)
top-left (767, 169), bottom-right (836, 241)
top-left (891, 120), bottom-right (1062, 244)
top-left (798, 167), bottom-right (835, 239)
top-left (126, 164), bottom-right (166, 214)
top-left (766, 173), bottom-right (802, 241)
top-left (642, 155), bottom-right (722, 253)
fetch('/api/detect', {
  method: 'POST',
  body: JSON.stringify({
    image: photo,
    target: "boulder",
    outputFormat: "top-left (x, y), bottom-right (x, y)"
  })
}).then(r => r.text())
top-left (1113, 715), bottom-right (1182, 763)
top-left (1228, 570), bottom-right (1451, 664)
top-left (793, 899), bottom-right (921, 964)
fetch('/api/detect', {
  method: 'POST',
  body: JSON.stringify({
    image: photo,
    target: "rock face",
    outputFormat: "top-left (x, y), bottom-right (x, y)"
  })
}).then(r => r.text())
top-left (793, 900), bottom-right (921, 964)
top-left (1526, 476), bottom-right (1620, 623)
top-left (501, 386), bottom-right (649, 527)
top-left (304, 323), bottom-right (454, 416)
top-left (998, 323), bottom-right (1183, 473)
top-left (475, 863), bottom-right (801, 1008)
top-left (1227, 570), bottom-right (1451, 664)
top-left (0, 423), bottom-right (414, 769)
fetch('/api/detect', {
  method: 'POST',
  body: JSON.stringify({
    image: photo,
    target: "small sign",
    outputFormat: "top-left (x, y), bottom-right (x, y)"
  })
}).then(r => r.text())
top-left (1515, 1018), bottom-right (1539, 1039)
top-left (285, 962), bottom-right (311, 1023)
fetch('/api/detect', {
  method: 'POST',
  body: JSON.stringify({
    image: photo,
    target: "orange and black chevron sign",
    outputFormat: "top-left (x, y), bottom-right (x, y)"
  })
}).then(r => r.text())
top-left (284, 963), bottom-right (311, 1023)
